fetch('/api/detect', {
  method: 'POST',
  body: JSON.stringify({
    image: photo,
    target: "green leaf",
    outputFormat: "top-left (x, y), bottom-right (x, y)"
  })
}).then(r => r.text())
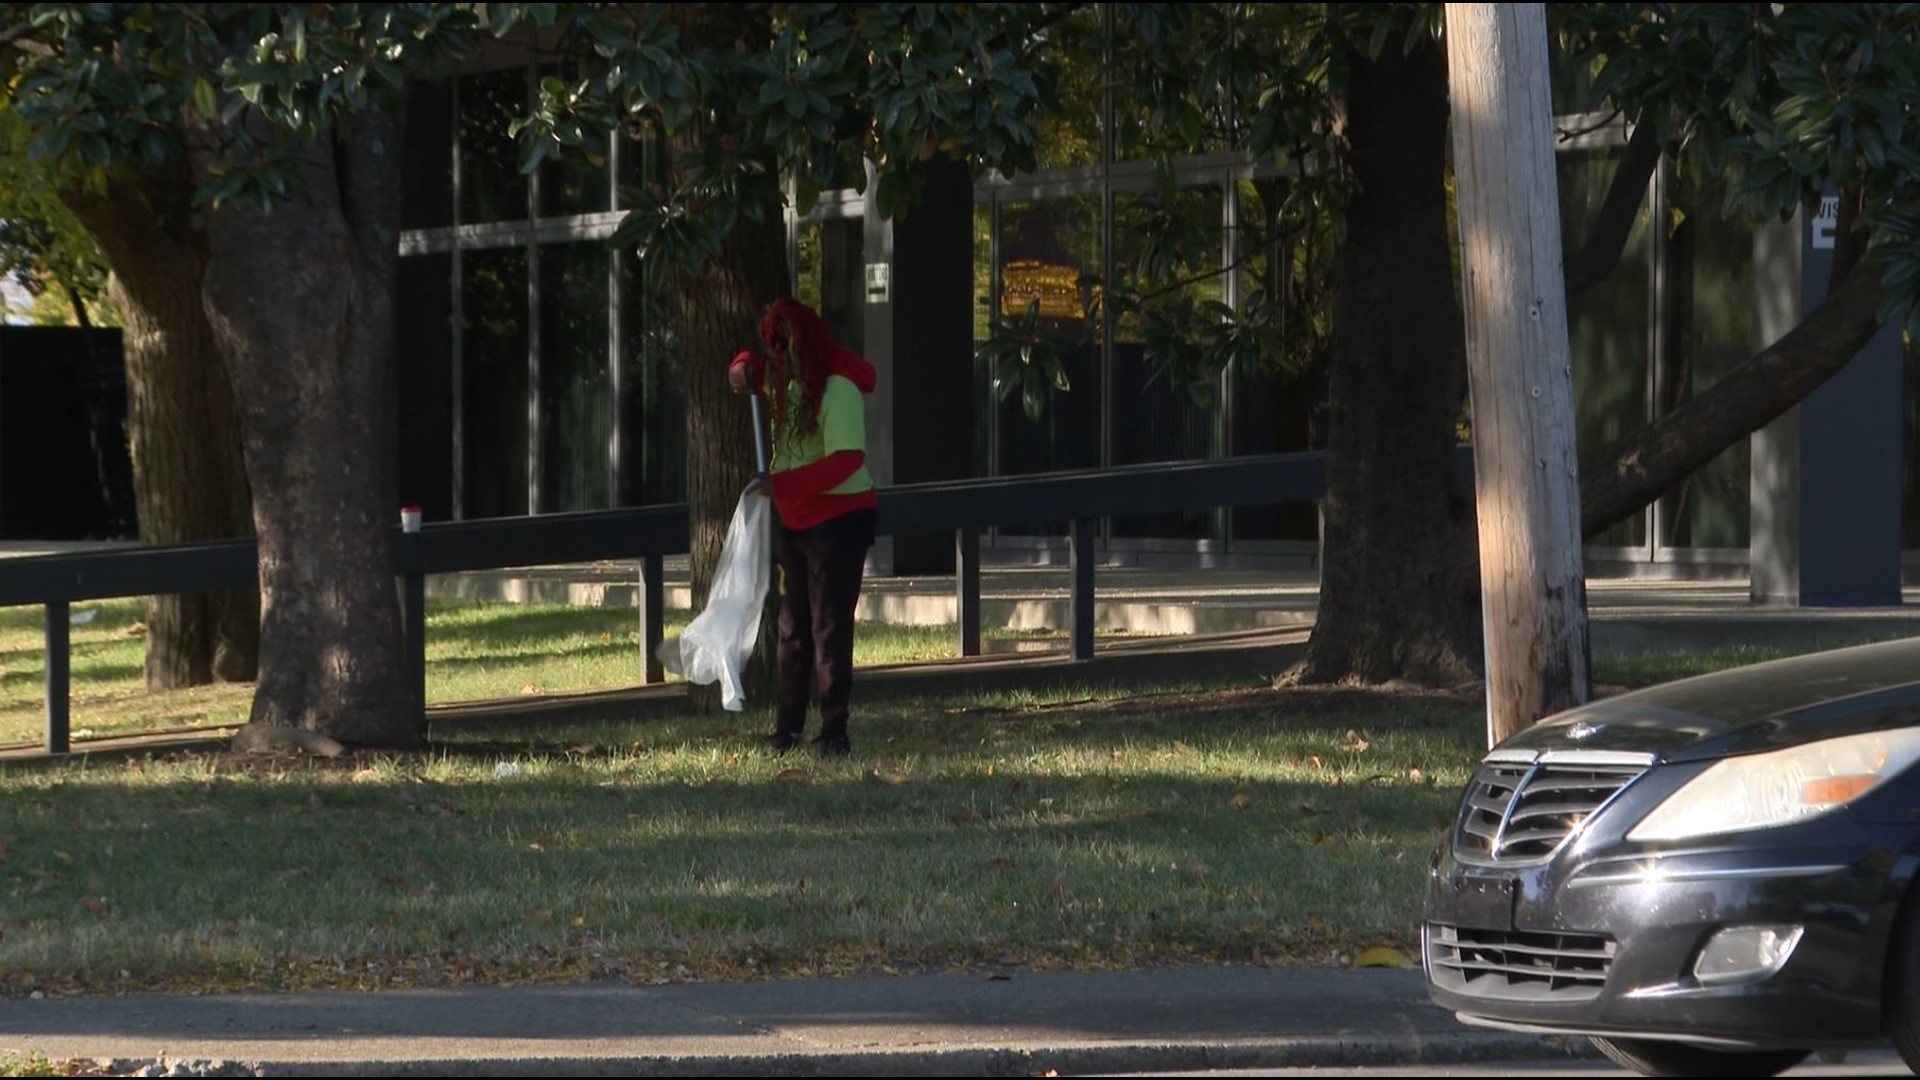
top-left (192, 77), bottom-right (218, 120)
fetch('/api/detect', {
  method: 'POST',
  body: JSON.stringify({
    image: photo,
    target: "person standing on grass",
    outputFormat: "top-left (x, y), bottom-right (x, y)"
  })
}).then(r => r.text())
top-left (729, 297), bottom-right (878, 757)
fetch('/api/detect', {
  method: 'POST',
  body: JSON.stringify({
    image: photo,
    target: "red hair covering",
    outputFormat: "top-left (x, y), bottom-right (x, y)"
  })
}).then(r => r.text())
top-left (756, 297), bottom-right (878, 444)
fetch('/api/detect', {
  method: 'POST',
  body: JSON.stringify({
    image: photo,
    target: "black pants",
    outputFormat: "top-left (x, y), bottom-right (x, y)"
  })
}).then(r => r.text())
top-left (774, 509), bottom-right (876, 740)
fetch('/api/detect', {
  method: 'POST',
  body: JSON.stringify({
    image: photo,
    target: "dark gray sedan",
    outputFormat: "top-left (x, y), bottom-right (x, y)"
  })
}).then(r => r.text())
top-left (1423, 637), bottom-right (1920, 1077)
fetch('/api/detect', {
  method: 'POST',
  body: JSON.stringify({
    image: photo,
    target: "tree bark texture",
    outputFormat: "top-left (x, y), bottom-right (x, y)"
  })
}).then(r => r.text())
top-left (1287, 32), bottom-right (1482, 689)
top-left (674, 209), bottom-right (791, 714)
top-left (1447, 3), bottom-right (1592, 745)
top-left (194, 107), bottom-right (418, 747)
top-left (62, 170), bottom-right (259, 690)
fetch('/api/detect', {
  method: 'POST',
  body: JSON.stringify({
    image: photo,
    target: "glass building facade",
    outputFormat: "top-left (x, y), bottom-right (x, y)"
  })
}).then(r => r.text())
top-left (394, 24), bottom-right (1920, 578)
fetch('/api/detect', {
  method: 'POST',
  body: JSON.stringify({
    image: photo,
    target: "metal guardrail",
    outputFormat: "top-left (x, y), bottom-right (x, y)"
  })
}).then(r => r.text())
top-left (0, 450), bottom-right (1372, 754)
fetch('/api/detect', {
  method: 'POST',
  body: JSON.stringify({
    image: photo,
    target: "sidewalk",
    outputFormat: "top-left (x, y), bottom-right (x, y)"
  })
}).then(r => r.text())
top-left (0, 966), bottom-right (1594, 1077)
top-left (431, 561), bottom-right (1920, 655)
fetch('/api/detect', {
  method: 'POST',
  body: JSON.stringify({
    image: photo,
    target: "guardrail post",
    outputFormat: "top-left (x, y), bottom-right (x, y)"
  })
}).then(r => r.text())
top-left (45, 601), bottom-right (69, 754)
top-left (1070, 518), bottom-right (1095, 661)
top-left (957, 527), bottom-right (981, 657)
top-left (642, 553), bottom-right (665, 684)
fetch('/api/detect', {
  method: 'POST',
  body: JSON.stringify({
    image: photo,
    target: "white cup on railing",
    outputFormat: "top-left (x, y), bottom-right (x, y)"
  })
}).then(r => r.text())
top-left (400, 505), bottom-right (422, 534)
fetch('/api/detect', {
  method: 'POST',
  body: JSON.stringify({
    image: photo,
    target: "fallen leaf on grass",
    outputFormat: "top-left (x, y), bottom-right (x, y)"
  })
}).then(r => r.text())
top-left (1230, 793), bottom-right (1254, 810)
top-left (774, 768), bottom-right (811, 784)
top-left (867, 770), bottom-right (909, 786)
top-left (520, 684), bottom-right (542, 696)
top-left (1341, 729), bottom-right (1370, 752)
top-left (990, 857), bottom-right (1016, 871)
top-left (78, 898), bottom-right (107, 918)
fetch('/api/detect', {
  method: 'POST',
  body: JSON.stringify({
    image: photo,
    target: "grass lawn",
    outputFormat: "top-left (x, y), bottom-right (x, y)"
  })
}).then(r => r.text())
top-left (0, 598), bottom-right (1114, 749)
top-left (0, 594), bottom-right (1841, 1000)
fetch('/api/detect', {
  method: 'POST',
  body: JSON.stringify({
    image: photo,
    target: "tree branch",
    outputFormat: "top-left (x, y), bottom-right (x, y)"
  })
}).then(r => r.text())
top-left (1578, 255), bottom-right (1888, 539)
top-left (1563, 118), bottom-right (1661, 296)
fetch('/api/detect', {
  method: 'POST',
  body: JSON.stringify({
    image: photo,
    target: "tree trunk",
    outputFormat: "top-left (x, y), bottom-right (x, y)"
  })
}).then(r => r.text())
top-left (674, 208), bottom-right (791, 713)
top-left (194, 108), bottom-right (418, 747)
top-left (62, 173), bottom-right (259, 690)
top-left (1447, 3), bottom-right (1592, 745)
top-left (1286, 32), bottom-right (1482, 688)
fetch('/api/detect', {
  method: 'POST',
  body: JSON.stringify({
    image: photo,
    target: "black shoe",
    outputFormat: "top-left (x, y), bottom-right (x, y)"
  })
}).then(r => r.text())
top-left (812, 734), bottom-right (851, 758)
top-left (765, 732), bottom-right (803, 755)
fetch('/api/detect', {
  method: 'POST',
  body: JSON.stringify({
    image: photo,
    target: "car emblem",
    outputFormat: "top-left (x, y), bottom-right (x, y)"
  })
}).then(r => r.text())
top-left (1568, 721), bottom-right (1605, 741)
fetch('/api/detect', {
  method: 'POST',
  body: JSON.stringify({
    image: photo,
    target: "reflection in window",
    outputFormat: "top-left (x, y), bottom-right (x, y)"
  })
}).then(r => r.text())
top-left (397, 255), bottom-right (454, 521)
top-left (461, 247), bottom-right (529, 519)
top-left (619, 250), bottom-right (686, 506)
top-left (995, 197), bottom-right (1101, 472)
top-left (1233, 177), bottom-right (1328, 543)
top-left (1658, 172), bottom-right (1752, 550)
top-left (459, 69), bottom-right (529, 225)
top-left (539, 243), bottom-right (611, 513)
top-left (1559, 147), bottom-right (1650, 549)
top-left (401, 85), bottom-right (454, 230)
top-left (795, 216), bottom-right (865, 355)
top-left (994, 198), bottom-right (1101, 538)
top-left (1111, 186), bottom-right (1222, 539)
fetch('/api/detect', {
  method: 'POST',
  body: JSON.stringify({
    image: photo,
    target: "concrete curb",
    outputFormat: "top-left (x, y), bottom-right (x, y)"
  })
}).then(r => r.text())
top-left (85, 1032), bottom-right (1595, 1077)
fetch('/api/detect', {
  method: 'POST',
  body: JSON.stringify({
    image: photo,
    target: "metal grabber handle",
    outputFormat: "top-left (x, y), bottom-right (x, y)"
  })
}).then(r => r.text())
top-left (748, 389), bottom-right (770, 479)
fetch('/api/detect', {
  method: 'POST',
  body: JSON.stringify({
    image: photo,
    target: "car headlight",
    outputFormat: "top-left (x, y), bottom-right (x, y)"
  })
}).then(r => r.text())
top-left (1628, 728), bottom-right (1920, 842)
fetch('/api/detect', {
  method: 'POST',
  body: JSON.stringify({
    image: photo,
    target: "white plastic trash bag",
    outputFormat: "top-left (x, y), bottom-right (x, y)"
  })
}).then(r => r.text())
top-left (658, 490), bottom-right (772, 711)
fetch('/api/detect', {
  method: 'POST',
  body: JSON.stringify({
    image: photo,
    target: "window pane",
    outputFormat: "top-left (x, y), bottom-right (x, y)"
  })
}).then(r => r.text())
top-left (619, 250), bottom-right (686, 506)
top-left (1232, 177), bottom-right (1327, 543)
top-left (462, 247), bottom-right (529, 518)
top-left (397, 255), bottom-right (454, 521)
top-left (994, 197), bottom-right (1102, 535)
top-left (795, 216), bottom-right (865, 355)
top-left (402, 84), bottom-right (454, 230)
top-left (1658, 172), bottom-right (1752, 550)
top-left (1559, 146), bottom-right (1650, 549)
top-left (539, 242), bottom-right (611, 512)
top-left (1110, 185), bottom-right (1222, 540)
top-left (459, 69), bottom-right (529, 225)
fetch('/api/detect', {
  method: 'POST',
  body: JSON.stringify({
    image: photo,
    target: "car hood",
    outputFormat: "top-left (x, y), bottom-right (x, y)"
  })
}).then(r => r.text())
top-left (1498, 635), bottom-right (1920, 763)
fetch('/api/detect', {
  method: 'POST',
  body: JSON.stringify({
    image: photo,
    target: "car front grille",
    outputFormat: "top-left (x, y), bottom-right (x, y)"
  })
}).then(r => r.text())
top-left (1455, 759), bottom-right (1646, 863)
top-left (1426, 924), bottom-right (1615, 1002)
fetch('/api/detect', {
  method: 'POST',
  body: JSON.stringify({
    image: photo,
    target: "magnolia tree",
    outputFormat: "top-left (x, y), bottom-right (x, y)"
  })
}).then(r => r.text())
top-left (1, 2), bottom-right (1056, 746)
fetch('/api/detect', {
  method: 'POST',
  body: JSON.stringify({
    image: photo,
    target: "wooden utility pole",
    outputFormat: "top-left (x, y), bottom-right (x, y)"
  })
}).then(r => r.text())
top-left (1444, 3), bottom-right (1592, 746)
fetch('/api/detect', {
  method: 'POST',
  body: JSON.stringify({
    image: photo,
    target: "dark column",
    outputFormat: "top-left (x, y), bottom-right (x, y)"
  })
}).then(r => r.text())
top-left (864, 158), bottom-right (977, 575)
top-left (1750, 198), bottom-right (1905, 606)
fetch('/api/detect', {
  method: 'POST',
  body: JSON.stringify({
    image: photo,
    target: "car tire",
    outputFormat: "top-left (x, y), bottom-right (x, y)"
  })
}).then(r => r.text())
top-left (1588, 1036), bottom-right (1809, 1077)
